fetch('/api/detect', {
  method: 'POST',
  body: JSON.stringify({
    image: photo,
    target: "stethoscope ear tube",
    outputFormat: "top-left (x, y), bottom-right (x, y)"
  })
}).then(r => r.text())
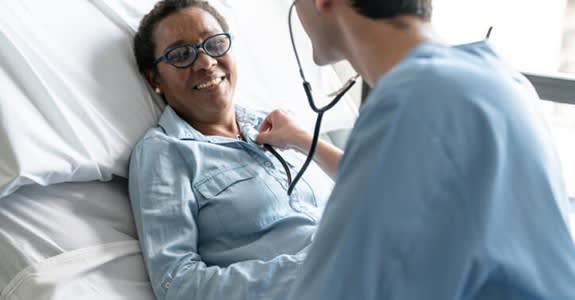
top-left (283, 0), bottom-right (358, 196)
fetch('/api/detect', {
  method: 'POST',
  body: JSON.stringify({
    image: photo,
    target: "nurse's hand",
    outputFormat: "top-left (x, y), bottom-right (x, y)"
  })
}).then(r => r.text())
top-left (256, 109), bottom-right (312, 153)
top-left (257, 109), bottom-right (342, 180)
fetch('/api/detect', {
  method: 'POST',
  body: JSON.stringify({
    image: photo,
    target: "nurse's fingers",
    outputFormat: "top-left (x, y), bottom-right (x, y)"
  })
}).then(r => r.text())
top-left (258, 116), bottom-right (273, 133)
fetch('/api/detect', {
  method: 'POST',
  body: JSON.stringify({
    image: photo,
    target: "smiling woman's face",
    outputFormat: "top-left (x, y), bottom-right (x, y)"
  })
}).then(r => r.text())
top-left (150, 7), bottom-right (237, 124)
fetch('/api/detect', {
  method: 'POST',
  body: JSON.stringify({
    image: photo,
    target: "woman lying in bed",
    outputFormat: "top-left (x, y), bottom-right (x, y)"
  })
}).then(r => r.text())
top-left (129, 1), bottom-right (342, 299)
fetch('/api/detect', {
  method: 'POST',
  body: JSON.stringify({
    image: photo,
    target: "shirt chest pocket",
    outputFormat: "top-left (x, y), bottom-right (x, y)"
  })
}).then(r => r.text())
top-left (194, 165), bottom-right (291, 238)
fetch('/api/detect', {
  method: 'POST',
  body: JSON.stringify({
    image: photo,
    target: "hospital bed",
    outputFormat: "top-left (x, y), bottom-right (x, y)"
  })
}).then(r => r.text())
top-left (0, 0), bottom-right (358, 299)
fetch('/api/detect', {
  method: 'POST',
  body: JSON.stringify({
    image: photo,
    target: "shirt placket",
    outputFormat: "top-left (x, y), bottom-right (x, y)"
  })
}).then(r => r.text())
top-left (236, 112), bottom-right (318, 220)
top-left (240, 143), bottom-right (288, 188)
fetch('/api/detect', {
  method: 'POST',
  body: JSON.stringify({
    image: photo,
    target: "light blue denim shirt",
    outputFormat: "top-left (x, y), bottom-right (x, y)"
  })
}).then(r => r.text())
top-left (129, 105), bottom-right (333, 300)
top-left (289, 41), bottom-right (575, 299)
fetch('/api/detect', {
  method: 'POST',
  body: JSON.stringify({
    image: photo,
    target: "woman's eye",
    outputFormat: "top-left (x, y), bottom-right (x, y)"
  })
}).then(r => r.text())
top-left (168, 48), bottom-right (192, 62)
top-left (207, 40), bottom-right (228, 54)
top-left (207, 42), bottom-right (220, 51)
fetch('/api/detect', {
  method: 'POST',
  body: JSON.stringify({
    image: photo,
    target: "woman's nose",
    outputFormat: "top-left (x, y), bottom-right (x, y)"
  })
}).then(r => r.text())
top-left (192, 49), bottom-right (217, 71)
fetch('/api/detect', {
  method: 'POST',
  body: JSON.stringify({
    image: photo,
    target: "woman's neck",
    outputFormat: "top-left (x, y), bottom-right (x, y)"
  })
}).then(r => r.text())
top-left (187, 109), bottom-right (240, 139)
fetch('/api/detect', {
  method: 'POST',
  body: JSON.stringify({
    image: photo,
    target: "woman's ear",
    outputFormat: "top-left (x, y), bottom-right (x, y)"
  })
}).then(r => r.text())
top-left (145, 69), bottom-right (161, 94)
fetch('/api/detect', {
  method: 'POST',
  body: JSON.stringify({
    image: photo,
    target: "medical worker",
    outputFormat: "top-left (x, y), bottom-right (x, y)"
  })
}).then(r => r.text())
top-left (256, 0), bottom-right (575, 299)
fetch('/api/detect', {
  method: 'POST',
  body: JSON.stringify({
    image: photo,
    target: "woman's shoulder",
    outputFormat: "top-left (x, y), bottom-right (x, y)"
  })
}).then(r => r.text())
top-left (132, 126), bottom-right (180, 158)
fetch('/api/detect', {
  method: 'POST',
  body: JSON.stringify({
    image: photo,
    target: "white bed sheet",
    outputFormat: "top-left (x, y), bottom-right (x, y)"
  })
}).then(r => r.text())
top-left (0, 179), bottom-right (147, 296)
top-left (1, 240), bottom-right (154, 300)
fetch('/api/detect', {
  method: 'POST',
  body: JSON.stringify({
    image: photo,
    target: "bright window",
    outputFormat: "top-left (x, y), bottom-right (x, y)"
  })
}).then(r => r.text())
top-left (433, 0), bottom-right (575, 75)
top-left (539, 100), bottom-right (575, 199)
top-left (433, 0), bottom-right (575, 200)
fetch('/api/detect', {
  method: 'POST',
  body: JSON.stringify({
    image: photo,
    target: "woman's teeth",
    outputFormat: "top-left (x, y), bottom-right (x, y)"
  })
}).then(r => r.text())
top-left (196, 77), bottom-right (223, 90)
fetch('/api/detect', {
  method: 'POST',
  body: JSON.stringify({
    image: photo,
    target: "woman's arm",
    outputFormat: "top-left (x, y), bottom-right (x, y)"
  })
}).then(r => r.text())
top-left (256, 109), bottom-right (342, 180)
top-left (129, 137), bottom-right (306, 300)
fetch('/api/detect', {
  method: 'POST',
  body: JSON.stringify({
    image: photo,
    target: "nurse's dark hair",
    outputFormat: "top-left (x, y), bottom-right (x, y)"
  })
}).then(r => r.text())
top-left (133, 0), bottom-right (229, 75)
top-left (349, 0), bottom-right (432, 21)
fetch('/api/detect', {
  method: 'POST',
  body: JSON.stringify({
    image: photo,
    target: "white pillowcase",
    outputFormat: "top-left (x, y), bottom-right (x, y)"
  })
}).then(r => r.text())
top-left (0, 0), bottom-right (162, 197)
top-left (0, 0), bottom-right (357, 198)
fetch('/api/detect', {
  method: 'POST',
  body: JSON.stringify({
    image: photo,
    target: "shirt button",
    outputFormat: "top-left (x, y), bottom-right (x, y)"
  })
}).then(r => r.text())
top-left (264, 161), bottom-right (273, 168)
top-left (164, 282), bottom-right (171, 289)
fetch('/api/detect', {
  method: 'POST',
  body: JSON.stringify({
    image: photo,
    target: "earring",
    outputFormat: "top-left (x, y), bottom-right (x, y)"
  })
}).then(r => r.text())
top-left (155, 87), bottom-right (161, 94)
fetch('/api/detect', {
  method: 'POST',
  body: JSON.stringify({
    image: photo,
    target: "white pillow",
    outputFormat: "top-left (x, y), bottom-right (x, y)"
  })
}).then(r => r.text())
top-left (0, 0), bottom-right (357, 198)
top-left (0, 0), bottom-right (163, 198)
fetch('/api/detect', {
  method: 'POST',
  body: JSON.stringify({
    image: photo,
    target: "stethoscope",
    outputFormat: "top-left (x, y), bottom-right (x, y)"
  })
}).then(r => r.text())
top-left (268, 2), bottom-right (493, 196)
top-left (262, 0), bottom-right (360, 196)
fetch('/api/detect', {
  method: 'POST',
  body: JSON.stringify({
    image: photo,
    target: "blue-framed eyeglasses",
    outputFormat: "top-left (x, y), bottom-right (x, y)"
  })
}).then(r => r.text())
top-left (153, 33), bottom-right (232, 69)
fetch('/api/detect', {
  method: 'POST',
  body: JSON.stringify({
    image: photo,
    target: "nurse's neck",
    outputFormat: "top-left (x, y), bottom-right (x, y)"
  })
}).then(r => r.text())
top-left (336, 9), bottom-right (443, 87)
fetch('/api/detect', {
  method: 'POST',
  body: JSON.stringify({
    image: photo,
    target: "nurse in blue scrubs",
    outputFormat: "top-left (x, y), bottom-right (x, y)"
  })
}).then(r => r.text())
top-left (256, 0), bottom-right (575, 299)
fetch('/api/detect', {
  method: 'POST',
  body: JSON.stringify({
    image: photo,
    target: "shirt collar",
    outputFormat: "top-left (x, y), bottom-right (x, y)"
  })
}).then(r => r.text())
top-left (236, 105), bottom-right (266, 143)
top-left (158, 105), bottom-right (265, 144)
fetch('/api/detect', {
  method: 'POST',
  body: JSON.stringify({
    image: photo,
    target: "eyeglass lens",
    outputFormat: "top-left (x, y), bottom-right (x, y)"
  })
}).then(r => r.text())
top-left (165, 34), bottom-right (231, 68)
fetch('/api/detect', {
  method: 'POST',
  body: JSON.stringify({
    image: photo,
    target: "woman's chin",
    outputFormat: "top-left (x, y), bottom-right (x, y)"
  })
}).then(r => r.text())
top-left (206, 94), bottom-right (234, 113)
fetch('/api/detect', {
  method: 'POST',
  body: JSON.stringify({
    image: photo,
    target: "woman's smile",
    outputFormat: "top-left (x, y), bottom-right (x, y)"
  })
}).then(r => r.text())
top-left (194, 75), bottom-right (226, 90)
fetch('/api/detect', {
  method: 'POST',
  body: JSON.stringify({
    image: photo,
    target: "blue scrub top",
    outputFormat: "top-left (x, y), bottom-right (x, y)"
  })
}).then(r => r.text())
top-left (289, 41), bottom-right (575, 299)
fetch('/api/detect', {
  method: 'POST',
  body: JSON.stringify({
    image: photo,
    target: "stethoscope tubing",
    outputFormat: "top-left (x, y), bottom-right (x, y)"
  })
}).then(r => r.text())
top-left (264, 144), bottom-right (293, 187)
top-left (276, 0), bottom-right (357, 196)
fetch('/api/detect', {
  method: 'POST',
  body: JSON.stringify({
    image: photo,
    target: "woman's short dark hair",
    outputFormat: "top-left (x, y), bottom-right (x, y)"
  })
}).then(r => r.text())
top-left (349, 0), bottom-right (432, 21)
top-left (134, 0), bottom-right (229, 75)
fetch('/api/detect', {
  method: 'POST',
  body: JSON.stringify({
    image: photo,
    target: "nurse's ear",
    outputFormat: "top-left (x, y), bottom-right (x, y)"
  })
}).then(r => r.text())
top-left (314, 0), bottom-right (334, 12)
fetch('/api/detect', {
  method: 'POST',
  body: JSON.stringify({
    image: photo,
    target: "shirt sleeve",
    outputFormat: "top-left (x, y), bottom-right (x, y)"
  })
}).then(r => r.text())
top-left (129, 137), bottom-right (306, 300)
